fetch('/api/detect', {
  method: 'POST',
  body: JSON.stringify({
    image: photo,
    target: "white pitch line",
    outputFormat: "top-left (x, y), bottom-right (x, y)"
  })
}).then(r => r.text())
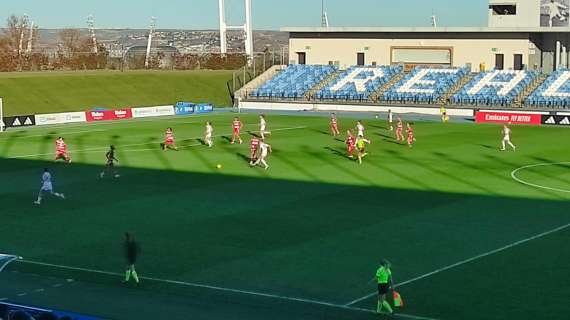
top-left (511, 162), bottom-right (570, 193)
top-left (7, 126), bottom-right (308, 159)
top-left (0, 129), bottom-right (107, 141)
top-left (345, 222), bottom-right (570, 306)
top-left (16, 259), bottom-right (436, 320)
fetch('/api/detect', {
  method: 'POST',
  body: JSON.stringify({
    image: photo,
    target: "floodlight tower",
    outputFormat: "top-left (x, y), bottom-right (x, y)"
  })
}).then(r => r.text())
top-left (218, 0), bottom-right (254, 64)
top-left (145, 17), bottom-right (157, 68)
top-left (87, 15), bottom-right (98, 54)
top-left (431, 11), bottom-right (438, 28)
top-left (321, 0), bottom-right (329, 27)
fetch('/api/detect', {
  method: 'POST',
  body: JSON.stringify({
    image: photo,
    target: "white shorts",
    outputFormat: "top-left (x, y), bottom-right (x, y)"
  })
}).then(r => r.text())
top-left (41, 183), bottom-right (53, 192)
top-left (503, 136), bottom-right (510, 142)
top-left (206, 134), bottom-right (212, 139)
top-left (261, 151), bottom-right (268, 158)
top-left (260, 126), bottom-right (266, 132)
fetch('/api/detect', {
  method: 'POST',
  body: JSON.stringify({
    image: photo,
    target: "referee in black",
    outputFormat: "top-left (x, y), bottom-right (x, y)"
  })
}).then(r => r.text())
top-left (123, 232), bottom-right (140, 285)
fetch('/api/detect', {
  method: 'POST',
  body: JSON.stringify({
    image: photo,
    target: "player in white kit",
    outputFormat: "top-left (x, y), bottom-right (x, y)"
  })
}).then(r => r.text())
top-left (253, 139), bottom-right (272, 170)
top-left (501, 124), bottom-right (516, 151)
top-left (34, 168), bottom-right (65, 205)
top-left (387, 110), bottom-right (393, 131)
top-left (356, 120), bottom-right (365, 137)
top-left (204, 122), bottom-right (213, 147)
top-left (259, 115), bottom-right (270, 139)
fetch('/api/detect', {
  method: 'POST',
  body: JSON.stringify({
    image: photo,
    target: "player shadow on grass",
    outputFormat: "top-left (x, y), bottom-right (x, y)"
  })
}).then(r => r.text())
top-left (477, 144), bottom-right (496, 150)
top-left (324, 146), bottom-right (350, 159)
top-left (220, 136), bottom-right (232, 144)
top-left (310, 128), bottom-right (331, 136)
top-left (245, 131), bottom-right (260, 138)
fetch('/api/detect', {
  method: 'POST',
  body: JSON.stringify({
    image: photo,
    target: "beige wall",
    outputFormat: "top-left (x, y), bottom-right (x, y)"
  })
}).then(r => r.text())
top-left (488, 0), bottom-right (540, 28)
top-left (289, 37), bottom-right (532, 72)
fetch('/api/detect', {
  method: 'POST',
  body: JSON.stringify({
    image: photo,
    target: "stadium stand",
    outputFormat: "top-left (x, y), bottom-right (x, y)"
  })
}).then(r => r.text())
top-left (314, 65), bottom-right (403, 101)
top-left (451, 70), bottom-right (539, 106)
top-left (250, 64), bottom-right (337, 99)
top-left (381, 67), bottom-right (469, 104)
top-left (526, 70), bottom-right (570, 108)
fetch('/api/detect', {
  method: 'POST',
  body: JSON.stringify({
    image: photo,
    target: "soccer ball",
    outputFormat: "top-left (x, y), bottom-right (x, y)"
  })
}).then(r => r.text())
top-left (216, 164), bottom-right (222, 169)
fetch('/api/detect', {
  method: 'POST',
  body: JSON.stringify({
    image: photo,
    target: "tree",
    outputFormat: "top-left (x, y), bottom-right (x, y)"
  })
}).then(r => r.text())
top-left (59, 28), bottom-right (81, 55)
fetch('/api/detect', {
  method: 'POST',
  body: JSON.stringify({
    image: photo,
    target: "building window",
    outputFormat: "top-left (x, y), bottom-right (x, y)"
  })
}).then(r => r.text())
top-left (490, 4), bottom-right (517, 15)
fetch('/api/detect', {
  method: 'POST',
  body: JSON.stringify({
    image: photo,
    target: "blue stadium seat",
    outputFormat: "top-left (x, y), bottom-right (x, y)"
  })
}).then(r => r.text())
top-left (526, 70), bottom-right (570, 108)
top-left (315, 65), bottom-right (403, 100)
top-left (382, 67), bottom-right (468, 104)
top-left (250, 64), bottom-right (337, 99)
top-left (452, 70), bottom-right (539, 106)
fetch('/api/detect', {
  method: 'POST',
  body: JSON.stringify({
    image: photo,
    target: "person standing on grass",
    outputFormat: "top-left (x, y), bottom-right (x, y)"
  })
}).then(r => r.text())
top-left (395, 117), bottom-right (404, 142)
top-left (100, 145), bottom-right (120, 179)
top-left (330, 113), bottom-right (340, 136)
top-left (387, 110), bottom-right (394, 131)
top-left (501, 124), bottom-right (516, 151)
top-left (123, 232), bottom-right (140, 285)
top-left (373, 259), bottom-right (394, 315)
top-left (34, 168), bottom-right (65, 205)
top-left (406, 123), bottom-right (416, 148)
top-left (355, 134), bottom-right (371, 165)
top-left (162, 127), bottom-right (178, 151)
top-left (204, 121), bottom-right (214, 148)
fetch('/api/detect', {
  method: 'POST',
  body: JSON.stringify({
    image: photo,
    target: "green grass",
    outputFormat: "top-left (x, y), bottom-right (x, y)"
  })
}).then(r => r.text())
top-left (0, 113), bottom-right (569, 320)
top-left (0, 70), bottom-right (234, 116)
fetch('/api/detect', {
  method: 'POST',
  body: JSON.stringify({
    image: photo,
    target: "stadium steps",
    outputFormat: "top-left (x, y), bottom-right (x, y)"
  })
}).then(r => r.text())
top-left (306, 70), bottom-right (344, 100)
top-left (237, 64), bottom-right (286, 100)
top-left (439, 72), bottom-right (476, 105)
top-left (370, 72), bottom-right (406, 102)
top-left (513, 73), bottom-right (548, 107)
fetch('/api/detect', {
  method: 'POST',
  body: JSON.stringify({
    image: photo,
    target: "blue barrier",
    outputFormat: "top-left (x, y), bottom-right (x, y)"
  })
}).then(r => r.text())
top-left (195, 103), bottom-right (214, 113)
top-left (0, 302), bottom-right (101, 320)
top-left (174, 102), bottom-right (214, 115)
top-left (174, 102), bottom-right (195, 115)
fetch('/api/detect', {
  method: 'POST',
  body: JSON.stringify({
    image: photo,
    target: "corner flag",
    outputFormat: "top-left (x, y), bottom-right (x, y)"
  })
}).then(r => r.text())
top-left (393, 290), bottom-right (404, 307)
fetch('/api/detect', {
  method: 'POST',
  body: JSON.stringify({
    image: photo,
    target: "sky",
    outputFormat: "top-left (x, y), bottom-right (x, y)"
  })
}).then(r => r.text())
top-left (1, 0), bottom-right (489, 30)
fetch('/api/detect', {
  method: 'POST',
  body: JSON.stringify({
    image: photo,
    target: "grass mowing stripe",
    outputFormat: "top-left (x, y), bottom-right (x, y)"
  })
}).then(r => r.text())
top-left (7, 126), bottom-right (308, 159)
top-left (345, 222), bottom-right (570, 306)
top-left (15, 259), bottom-right (437, 320)
top-left (0, 129), bottom-right (107, 140)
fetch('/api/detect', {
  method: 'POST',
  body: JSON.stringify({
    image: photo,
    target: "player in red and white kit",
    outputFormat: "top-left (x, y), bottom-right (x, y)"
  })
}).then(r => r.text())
top-left (406, 123), bottom-right (416, 148)
top-left (162, 127), bottom-right (178, 151)
top-left (330, 113), bottom-right (340, 136)
top-left (395, 117), bottom-right (404, 142)
top-left (249, 136), bottom-right (260, 165)
top-left (231, 117), bottom-right (243, 144)
top-left (345, 130), bottom-right (356, 158)
top-left (55, 137), bottom-right (71, 163)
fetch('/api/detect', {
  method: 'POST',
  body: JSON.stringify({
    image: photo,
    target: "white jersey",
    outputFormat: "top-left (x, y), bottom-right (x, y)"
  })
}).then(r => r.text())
top-left (206, 124), bottom-right (213, 136)
top-left (388, 112), bottom-right (393, 123)
top-left (259, 142), bottom-right (270, 156)
top-left (260, 118), bottom-right (266, 131)
top-left (41, 172), bottom-right (53, 191)
top-left (356, 123), bottom-right (365, 136)
top-left (503, 127), bottom-right (511, 140)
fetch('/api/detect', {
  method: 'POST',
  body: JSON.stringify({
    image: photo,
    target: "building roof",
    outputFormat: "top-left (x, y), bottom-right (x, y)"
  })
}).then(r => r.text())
top-left (281, 26), bottom-right (570, 33)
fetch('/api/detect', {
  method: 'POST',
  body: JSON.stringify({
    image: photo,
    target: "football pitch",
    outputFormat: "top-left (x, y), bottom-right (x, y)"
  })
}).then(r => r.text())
top-left (0, 112), bottom-right (569, 320)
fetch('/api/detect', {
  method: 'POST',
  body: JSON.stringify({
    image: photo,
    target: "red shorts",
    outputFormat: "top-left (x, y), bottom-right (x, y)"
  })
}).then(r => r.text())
top-left (347, 145), bottom-right (355, 153)
top-left (250, 149), bottom-right (258, 157)
top-left (407, 136), bottom-right (414, 144)
top-left (165, 139), bottom-right (174, 145)
top-left (331, 124), bottom-right (338, 130)
top-left (56, 152), bottom-right (67, 158)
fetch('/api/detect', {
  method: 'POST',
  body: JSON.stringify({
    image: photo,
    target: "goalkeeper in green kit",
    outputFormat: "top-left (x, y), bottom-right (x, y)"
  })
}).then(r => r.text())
top-left (373, 259), bottom-right (394, 315)
top-left (123, 232), bottom-right (141, 285)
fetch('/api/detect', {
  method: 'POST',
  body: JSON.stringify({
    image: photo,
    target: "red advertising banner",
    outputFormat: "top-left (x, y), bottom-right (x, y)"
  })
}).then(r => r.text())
top-left (85, 109), bottom-right (132, 122)
top-left (475, 111), bottom-right (542, 126)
